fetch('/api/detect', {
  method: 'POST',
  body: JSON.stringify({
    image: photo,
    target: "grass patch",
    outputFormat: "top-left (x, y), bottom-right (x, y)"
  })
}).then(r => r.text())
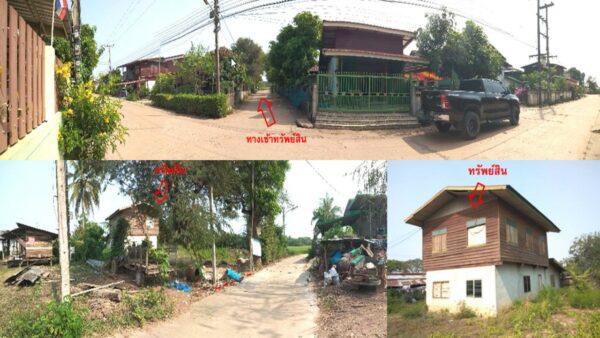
top-left (287, 245), bottom-right (310, 255)
top-left (568, 288), bottom-right (600, 309)
top-left (175, 246), bottom-right (248, 265)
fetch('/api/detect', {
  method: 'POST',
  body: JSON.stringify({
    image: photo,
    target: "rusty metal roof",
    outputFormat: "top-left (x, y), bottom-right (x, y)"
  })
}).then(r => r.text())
top-left (7, 0), bottom-right (71, 38)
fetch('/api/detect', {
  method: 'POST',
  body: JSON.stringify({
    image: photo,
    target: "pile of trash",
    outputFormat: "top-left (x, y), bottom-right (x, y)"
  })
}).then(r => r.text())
top-left (325, 244), bottom-right (384, 288)
top-left (4, 266), bottom-right (50, 286)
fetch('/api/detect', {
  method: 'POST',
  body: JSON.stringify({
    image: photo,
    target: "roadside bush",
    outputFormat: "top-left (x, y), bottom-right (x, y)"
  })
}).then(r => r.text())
top-left (55, 62), bottom-right (72, 110)
top-left (72, 222), bottom-right (107, 262)
top-left (150, 247), bottom-right (171, 284)
top-left (323, 224), bottom-right (355, 240)
top-left (261, 222), bottom-right (287, 264)
top-left (150, 73), bottom-right (176, 97)
top-left (568, 288), bottom-right (600, 309)
top-left (109, 218), bottom-right (130, 258)
top-left (125, 288), bottom-right (174, 326)
top-left (151, 93), bottom-right (230, 118)
top-left (58, 80), bottom-right (128, 159)
top-left (6, 299), bottom-right (84, 338)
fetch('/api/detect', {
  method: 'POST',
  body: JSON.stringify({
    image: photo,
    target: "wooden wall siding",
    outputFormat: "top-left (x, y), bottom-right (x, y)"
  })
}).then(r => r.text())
top-left (422, 200), bottom-right (501, 271)
top-left (0, 0), bottom-right (7, 153)
top-left (0, 1), bottom-right (48, 154)
top-left (109, 208), bottom-right (160, 237)
top-left (498, 201), bottom-right (549, 267)
top-left (17, 16), bottom-right (25, 138)
top-left (8, 6), bottom-right (17, 145)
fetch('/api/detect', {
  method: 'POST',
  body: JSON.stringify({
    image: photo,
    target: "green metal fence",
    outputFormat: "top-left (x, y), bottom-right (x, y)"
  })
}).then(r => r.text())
top-left (317, 73), bottom-right (411, 113)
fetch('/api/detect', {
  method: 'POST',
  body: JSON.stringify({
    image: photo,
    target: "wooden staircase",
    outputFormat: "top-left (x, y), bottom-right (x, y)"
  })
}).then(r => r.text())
top-left (314, 112), bottom-right (421, 130)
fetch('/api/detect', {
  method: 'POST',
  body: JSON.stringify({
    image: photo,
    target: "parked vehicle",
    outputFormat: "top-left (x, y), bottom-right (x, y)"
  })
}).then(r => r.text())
top-left (421, 79), bottom-right (520, 139)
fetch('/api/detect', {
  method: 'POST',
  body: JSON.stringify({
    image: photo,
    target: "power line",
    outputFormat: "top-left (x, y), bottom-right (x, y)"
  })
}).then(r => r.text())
top-left (305, 161), bottom-right (341, 196)
top-left (388, 228), bottom-right (421, 250)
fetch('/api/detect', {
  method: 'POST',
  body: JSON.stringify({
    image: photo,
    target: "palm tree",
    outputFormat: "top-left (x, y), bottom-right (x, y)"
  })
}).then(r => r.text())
top-left (312, 194), bottom-right (342, 237)
top-left (68, 161), bottom-right (102, 227)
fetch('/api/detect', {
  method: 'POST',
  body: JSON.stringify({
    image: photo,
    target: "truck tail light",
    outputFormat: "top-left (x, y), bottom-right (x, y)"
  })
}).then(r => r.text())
top-left (441, 95), bottom-right (452, 110)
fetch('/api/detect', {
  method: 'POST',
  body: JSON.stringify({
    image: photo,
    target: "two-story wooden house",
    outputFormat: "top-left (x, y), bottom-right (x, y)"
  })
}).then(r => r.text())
top-left (405, 185), bottom-right (562, 316)
top-left (106, 205), bottom-right (159, 249)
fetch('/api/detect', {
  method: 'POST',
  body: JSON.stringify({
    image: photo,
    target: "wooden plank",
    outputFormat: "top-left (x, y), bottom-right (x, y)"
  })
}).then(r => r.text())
top-left (32, 29), bottom-right (38, 129)
top-left (40, 37), bottom-right (45, 122)
top-left (26, 24), bottom-right (32, 133)
top-left (17, 16), bottom-right (25, 138)
top-left (8, 6), bottom-right (17, 145)
top-left (0, 0), bottom-right (8, 153)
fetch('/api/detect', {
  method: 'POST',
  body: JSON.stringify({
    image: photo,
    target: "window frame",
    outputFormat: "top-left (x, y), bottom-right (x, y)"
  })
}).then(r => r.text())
top-left (145, 218), bottom-right (155, 229)
top-left (506, 218), bottom-right (519, 245)
top-left (432, 228), bottom-right (448, 254)
top-left (467, 218), bottom-right (487, 247)
top-left (523, 275), bottom-right (531, 293)
top-left (433, 281), bottom-right (450, 299)
top-left (466, 279), bottom-right (483, 298)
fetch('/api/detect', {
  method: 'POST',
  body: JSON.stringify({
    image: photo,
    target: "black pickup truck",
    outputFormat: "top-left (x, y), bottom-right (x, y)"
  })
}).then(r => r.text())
top-left (421, 79), bottom-right (520, 139)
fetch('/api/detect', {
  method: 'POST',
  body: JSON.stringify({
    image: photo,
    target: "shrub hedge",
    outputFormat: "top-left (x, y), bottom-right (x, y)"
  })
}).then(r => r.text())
top-left (152, 93), bottom-right (230, 118)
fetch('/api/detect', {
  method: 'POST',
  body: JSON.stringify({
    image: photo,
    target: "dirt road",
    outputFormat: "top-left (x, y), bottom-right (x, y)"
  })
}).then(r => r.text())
top-left (106, 92), bottom-right (600, 160)
top-left (114, 255), bottom-right (317, 338)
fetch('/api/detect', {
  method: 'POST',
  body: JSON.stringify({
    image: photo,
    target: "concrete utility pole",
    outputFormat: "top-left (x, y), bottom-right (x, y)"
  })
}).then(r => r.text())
top-left (103, 44), bottom-right (115, 71)
top-left (532, 0), bottom-right (555, 107)
top-left (204, 0), bottom-right (221, 94)
top-left (56, 161), bottom-right (70, 301)
top-left (72, 0), bottom-right (82, 82)
top-left (249, 161), bottom-right (254, 272)
top-left (209, 185), bottom-right (217, 286)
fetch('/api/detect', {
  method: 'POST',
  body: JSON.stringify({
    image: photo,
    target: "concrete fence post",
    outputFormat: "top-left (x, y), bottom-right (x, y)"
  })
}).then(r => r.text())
top-left (311, 83), bottom-right (318, 122)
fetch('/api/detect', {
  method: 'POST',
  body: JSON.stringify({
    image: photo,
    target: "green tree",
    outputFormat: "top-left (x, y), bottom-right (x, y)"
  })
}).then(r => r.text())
top-left (45, 24), bottom-right (104, 82)
top-left (568, 67), bottom-right (586, 86)
top-left (310, 194), bottom-right (342, 257)
top-left (565, 232), bottom-right (600, 285)
top-left (387, 259), bottom-right (423, 273)
top-left (232, 38), bottom-right (265, 91)
top-left (266, 12), bottom-right (322, 88)
top-left (68, 161), bottom-right (102, 225)
top-left (587, 77), bottom-right (599, 94)
top-left (176, 45), bottom-right (214, 94)
top-left (96, 70), bottom-right (122, 96)
top-left (71, 221), bottom-right (106, 261)
top-left (417, 10), bottom-right (503, 79)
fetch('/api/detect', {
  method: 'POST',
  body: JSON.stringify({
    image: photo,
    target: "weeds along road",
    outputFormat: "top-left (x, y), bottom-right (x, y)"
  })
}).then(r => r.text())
top-left (114, 255), bottom-right (317, 338)
top-left (106, 92), bottom-right (600, 160)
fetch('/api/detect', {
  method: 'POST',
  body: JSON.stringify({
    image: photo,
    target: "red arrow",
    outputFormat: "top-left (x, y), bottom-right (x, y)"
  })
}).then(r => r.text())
top-left (155, 179), bottom-right (169, 204)
top-left (257, 98), bottom-right (276, 128)
top-left (469, 182), bottom-right (486, 208)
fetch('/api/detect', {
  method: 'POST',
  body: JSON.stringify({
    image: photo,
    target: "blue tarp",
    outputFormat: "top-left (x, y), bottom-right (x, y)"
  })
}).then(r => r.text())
top-left (226, 268), bottom-right (243, 283)
top-left (330, 251), bottom-right (343, 266)
top-left (168, 281), bottom-right (192, 293)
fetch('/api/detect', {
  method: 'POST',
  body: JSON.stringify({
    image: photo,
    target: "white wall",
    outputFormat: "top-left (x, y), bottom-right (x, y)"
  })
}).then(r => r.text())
top-left (426, 265), bottom-right (498, 316)
top-left (126, 235), bottom-right (158, 248)
top-left (495, 263), bottom-right (551, 313)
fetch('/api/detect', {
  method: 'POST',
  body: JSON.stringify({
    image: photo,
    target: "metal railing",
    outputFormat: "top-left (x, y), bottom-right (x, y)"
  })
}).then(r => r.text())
top-left (317, 72), bottom-right (410, 113)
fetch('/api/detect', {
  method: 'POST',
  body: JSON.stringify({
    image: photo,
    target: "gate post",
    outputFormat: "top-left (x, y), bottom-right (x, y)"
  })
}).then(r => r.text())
top-left (311, 83), bottom-right (318, 123)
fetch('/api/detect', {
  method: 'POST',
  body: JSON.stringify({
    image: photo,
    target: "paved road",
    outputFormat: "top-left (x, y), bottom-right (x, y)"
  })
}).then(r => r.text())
top-left (114, 255), bottom-right (317, 338)
top-left (106, 92), bottom-right (600, 160)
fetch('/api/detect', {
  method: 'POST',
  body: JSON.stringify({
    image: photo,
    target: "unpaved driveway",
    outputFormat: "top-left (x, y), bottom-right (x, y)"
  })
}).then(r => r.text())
top-left (114, 255), bottom-right (317, 338)
top-left (107, 92), bottom-right (600, 160)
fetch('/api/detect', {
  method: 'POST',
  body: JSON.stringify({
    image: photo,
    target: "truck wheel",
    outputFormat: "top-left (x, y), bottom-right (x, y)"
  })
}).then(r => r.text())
top-left (510, 106), bottom-right (520, 126)
top-left (461, 111), bottom-right (481, 140)
top-left (435, 121), bottom-right (451, 133)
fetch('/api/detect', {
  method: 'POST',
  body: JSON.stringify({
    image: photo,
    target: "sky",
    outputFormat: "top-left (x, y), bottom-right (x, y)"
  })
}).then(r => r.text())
top-left (79, 0), bottom-right (600, 81)
top-left (0, 161), bottom-right (365, 239)
top-left (387, 161), bottom-right (600, 262)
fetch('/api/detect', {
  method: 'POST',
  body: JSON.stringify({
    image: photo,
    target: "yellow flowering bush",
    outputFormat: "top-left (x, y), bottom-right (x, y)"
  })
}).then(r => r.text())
top-left (55, 63), bottom-right (72, 110)
top-left (58, 80), bottom-right (127, 159)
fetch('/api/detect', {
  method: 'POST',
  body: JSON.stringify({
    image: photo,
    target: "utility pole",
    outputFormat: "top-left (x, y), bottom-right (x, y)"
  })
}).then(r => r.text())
top-left (209, 185), bottom-right (217, 286)
top-left (56, 161), bottom-right (70, 301)
top-left (282, 204), bottom-right (298, 237)
top-left (531, 0), bottom-right (555, 107)
top-left (249, 161), bottom-right (254, 272)
top-left (102, 44), bottom-right (115, 71)
top-left (204, 0), bottom-right (221, 94)
top-left (72, 0), bottom-right (82, 82)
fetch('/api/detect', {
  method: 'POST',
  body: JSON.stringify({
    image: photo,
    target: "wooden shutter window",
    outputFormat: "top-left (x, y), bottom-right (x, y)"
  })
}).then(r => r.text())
top-left (506, 218), bottom-right (518, 244)
top-left (432, 229), bottom-right (447, 254)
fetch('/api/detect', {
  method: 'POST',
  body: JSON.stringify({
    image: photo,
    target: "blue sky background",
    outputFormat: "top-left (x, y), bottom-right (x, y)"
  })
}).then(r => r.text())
top-left (77, 0), bottom-right (600, 80)
top-left (388, 161), bottom-right (600, 262)
top-left (0, 161), bottom-right (363, 239)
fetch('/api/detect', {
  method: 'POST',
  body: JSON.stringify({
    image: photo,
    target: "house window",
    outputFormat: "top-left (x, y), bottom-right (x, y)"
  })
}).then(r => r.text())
top-left (525, 229), bottom-right (534, 250)
top-left (506, 218), bottom-right (518, 245)
top-left (432, 229), bottom-right (447, 254)
top-left (433, 281), bottom-right (450, 299)
top-left (146, 218), bottom-right (154, 229)
top-left (523, 276), bottom-right (531, 293)
top-left (466, 280), bottom-right (482, 298)
top-left (467, 218), bottom-right (486, 247)
top-left (538, 236), bottom-right (546, 255)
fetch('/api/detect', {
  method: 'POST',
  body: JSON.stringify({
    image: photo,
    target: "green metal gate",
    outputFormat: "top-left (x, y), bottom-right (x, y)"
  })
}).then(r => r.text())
top-left (317, 73), bottom-right (411, 113)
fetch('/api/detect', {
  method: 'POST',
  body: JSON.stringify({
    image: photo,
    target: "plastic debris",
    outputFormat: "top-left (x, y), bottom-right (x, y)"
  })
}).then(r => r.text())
top-left (168, 281), bottom-right (192, 293)
top-left (226, 268), bottom-right (243, 283)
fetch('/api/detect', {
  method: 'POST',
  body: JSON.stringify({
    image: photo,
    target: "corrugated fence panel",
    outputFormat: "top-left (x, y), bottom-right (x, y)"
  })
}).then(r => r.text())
top-left (32, 28), bottom-right (38, 129)
top-left (8, 6), bottom-right (17, 145)
top-left (17, 16), bottom-right (25, 138)
top-left (0, 0), bottom-right (8, 153)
